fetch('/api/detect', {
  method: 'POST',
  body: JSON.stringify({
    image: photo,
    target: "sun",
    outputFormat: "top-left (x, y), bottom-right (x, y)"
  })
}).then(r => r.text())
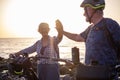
top-left (3, 0), bottom-right (38, 37)
top-left (2, 0), bottom-right (87, 38)
top-left (3, 0), bottom-right (62, 38)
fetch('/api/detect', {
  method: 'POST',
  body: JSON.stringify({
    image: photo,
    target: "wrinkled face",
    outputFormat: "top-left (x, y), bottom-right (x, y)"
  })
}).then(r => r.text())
top-left (38, 25), bottom-right (50, 37)
top-left (83, 7), bottom-right (95, 22)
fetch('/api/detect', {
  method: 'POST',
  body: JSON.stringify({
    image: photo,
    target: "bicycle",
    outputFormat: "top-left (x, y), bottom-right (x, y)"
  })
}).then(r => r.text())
top-left (1, 47), bottom-right (120, 80)
top-left (0, 54), bottom-right (38, 80)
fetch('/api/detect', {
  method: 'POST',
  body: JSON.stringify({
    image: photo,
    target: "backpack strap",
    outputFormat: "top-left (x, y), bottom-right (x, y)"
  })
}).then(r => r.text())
top-left (102, 19), bottom-right (116, 50)
top-left (102, 19), bottom-right (120, 62)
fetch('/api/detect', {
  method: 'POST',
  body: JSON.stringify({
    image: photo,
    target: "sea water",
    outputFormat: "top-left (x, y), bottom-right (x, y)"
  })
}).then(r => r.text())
top-left (0, 37), bottom-right (85, 63)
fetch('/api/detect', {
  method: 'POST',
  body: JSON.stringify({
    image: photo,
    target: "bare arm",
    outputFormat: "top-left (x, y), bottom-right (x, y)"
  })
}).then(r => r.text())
top-left (55, 20), bottom-right (63, 43)
top-left (55, 19), bottom-right (85, 42)
top-left (63, 30), bottom-right (85, 42)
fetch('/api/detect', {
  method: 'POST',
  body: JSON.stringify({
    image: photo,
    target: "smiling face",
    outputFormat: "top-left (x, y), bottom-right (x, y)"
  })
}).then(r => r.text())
top-left (83, 7), bottom-right (95, 22)
top-left (38, 23), bottom-right (50, 37)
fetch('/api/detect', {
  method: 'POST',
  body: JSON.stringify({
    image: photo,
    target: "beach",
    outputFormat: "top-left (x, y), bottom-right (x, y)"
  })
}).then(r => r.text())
top-left (0, 37), bottom-right (85, 63)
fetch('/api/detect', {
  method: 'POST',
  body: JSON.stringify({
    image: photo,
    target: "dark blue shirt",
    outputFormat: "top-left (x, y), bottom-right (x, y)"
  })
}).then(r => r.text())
top-left (80, 18), bottom-right (120, 65)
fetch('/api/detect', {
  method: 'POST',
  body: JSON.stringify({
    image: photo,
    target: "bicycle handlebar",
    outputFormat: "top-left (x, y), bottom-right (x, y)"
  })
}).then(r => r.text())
top-left (9, 53), bottom-right (120, 72)
top-left (9, 54), bottom-right (75, 68)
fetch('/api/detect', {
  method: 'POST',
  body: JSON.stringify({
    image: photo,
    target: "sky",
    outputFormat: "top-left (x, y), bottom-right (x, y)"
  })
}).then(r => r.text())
top-left (0, 0), bottom-right (120, 38)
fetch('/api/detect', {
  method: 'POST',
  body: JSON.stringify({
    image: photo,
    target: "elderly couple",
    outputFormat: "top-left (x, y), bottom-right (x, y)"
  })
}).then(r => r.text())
top-left (14, 0), bottom-right (120, 80)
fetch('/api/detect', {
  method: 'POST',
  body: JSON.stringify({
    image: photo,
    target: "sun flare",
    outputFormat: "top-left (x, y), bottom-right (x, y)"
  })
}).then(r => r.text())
top-left (1, 0), bottom-right (120, 38)
top-left (2, 0), bottom-right (85, 38)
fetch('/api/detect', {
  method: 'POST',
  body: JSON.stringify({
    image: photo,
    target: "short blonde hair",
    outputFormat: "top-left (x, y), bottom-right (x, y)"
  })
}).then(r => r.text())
top-left (38, 22), bottom-right (49, 32)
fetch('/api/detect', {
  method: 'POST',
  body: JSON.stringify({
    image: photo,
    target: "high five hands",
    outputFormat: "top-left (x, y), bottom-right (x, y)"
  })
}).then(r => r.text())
top-left (55, 19), bottom-right (63, 33)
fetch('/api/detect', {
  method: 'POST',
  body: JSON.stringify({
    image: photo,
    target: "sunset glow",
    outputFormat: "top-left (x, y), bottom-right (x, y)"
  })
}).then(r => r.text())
top-left (0, 0), bottom-right (120, 38)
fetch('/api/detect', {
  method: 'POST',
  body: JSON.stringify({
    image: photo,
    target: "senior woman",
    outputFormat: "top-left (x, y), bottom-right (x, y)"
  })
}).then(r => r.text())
top-left (14, 20), bottom-right (63, 80)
